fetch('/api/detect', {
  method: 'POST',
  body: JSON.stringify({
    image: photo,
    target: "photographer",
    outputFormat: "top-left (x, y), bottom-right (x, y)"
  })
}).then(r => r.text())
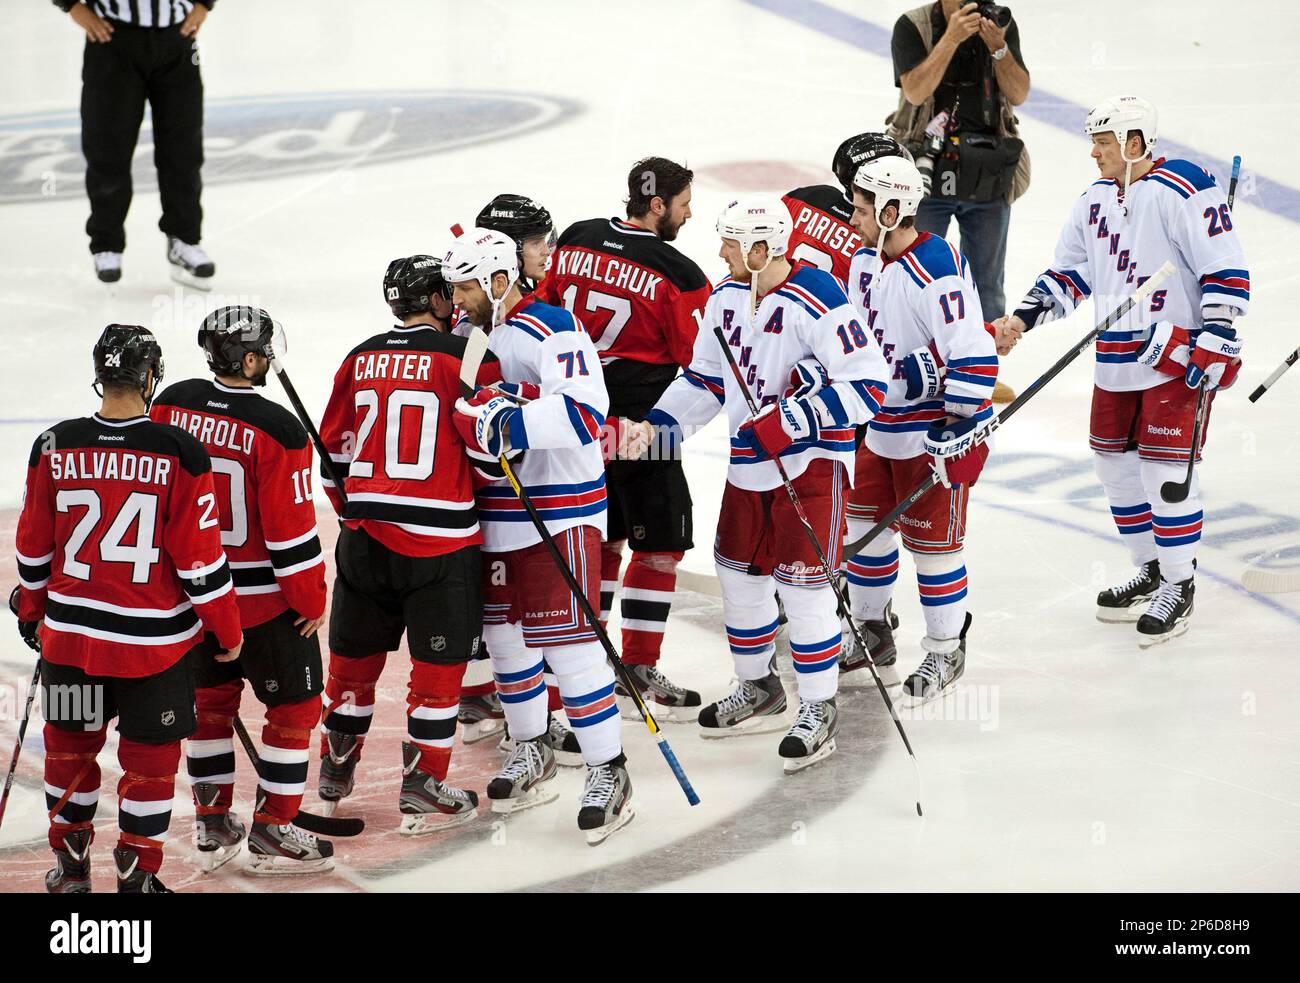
top-left (888, 1), bottom-right (1030, 319)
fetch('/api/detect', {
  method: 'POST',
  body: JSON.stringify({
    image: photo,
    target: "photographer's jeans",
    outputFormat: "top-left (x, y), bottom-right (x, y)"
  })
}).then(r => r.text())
top-left (915, 195), bottom-right (1012, 319)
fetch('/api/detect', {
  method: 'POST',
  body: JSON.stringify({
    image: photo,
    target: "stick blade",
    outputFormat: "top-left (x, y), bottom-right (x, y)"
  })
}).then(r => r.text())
top-left (1160, 480), bottom-right (1190, 504)
top-left (459, 328), bottom-right (490, 397)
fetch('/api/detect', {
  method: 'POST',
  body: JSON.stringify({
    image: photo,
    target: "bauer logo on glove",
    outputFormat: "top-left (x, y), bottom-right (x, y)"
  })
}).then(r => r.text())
top-left (924, 415), bottom-right (989, 489)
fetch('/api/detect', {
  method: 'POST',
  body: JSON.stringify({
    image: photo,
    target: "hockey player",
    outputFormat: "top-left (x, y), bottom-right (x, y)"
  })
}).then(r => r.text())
top-left (842, 156), bottom-right (998, 704)
top-left (783, 132), bottom-right (909, 286)
top-left (445, 227), bottom-right (633, 843)
top-left (150, 307), bottom-right (330, 873)
top-left (624, 197), bottom-right (890, 771)
top-left (15, 324), bottom-right (242, 892)
top-left (534, 157), bottom-right (712, 720)
top-left (994, 95), bottom-right (1248, 645)
top-left (315, 258), bottom-right (487, 834)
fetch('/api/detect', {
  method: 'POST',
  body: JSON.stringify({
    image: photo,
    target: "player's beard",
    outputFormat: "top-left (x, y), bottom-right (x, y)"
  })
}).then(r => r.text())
top-left (658, 214), bottom-right (682, 242)
top-left (462, 296), bottom-right (493, 327)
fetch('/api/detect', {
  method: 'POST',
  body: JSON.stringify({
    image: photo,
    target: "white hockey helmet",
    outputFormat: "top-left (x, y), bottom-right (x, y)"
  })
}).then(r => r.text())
top-left (716, 196), bottom-right (792, 261)
top-left (1084, 95), bottom-right (1158, 160)
top-left (442, 226), bottom-right (520, 298)
top-left (852, 155), bottom-right (926, 229)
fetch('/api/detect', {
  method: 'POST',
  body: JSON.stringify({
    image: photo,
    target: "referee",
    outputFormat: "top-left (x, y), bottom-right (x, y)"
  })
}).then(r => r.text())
top-left (55, 1), bottom-right (216, 288)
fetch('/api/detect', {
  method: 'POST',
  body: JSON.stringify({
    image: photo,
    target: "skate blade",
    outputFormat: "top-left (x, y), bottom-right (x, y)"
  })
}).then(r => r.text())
top-left (489, 782), bottom-right (559, 815)
top-left (901, 680), bottom-right (960, 709)
top-left (782, 738), bottom-right (837, 774)
top-left (399, 807), bottom-right (478, 836)
top-left (584, 806), bottom-right (635, 846)
top-left (618, 695), bottom-right (699, 724)
top-left (1096, 605), bottom-right (1147, 624)
top-left (698, 713), bottom-right (789, 739)
top-left (169, 267), bottom-right (214, 292)
top-left (198, 844), bottom-right (243, 873)
top-left (243, 854), bottom-right (335, 876)
top-left (1137, 619), bottom-right (1191, 649)
top-left (460, 718), bottom-right (507, 744)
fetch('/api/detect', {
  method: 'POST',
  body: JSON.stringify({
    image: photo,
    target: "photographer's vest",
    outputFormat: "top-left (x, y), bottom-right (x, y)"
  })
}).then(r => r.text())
top-left (886, 3), bottom-right (1031, 203)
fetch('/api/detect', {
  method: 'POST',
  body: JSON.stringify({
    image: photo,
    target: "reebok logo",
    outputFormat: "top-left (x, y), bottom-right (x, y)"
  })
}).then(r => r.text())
top-left (898, 514), bottom-right (933, 529)
top-left (96, 434), bottom-right (126, 441)
top-left (50, 914), bottom-right (152, 963)
top-left (1147, 424), bottom-right (1183, 437)
top-left (205, 402), bottom-right (229, 410)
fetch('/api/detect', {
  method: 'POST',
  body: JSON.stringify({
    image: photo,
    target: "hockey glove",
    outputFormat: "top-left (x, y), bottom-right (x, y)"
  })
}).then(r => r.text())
top-left (900, 342), bottom-right (946, 401)
top-left (925, 415), bottom-right (989, 489)
top-left (786, 358), bottom-right (830, 400)
top-left (453, 389), bottom-right (520, 458)
top-left (1185, 324), bottom-right (1242, 391)
top-left (735, 397), bottom-right (818, 461)
top-left (8, 586), bottom-right (40, 653)
top-left (1135, 321), bottom-right (1193, 379)
top-left (486, 380), bottom-right (540, 404)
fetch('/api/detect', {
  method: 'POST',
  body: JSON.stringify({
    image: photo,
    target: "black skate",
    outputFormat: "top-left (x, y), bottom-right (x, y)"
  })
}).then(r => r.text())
top-left (46, 827), bottom-right (92, 894)
top-left (902, 613), bottom-right (971, 707)
top-left (398, 742), bottom-right (478, 835)
top-left (318, 731), bottom-right (359, 816)
top-left (1097, 559), bottom-right (1160, 623)
top-left (487, 737), bottom-right (558, 815)
top-left (840, 601), bottom-right (900, 675)
top-left (92, 251), bottom-right (122, 284)
top-left (114, 847), bottom-right (172, 894)
top-left (498, 714), bottom-right (583, 767)
top-left (698, 672), bottom-right (788, 738)
top-left (193, 781), bottom-right (246, 872)
top-left (615, 663), bottom-right (702, 722)
top-left (246, 818), bottom-right (335, 875)
top-left (167, 237), bottom-right (215, 290)
top-left (1136, 577), bottom-right (1194, 648)
top-left (577, 755), bottom-right (634, 846)
top-left (458, 691), bottom-right (507, 744)
top-left (779, 698), bottom-right (839, 774)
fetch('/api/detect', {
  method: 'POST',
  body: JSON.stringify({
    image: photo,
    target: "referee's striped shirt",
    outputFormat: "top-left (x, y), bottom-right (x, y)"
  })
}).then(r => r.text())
top-left (53, 1), bottom-right (215, 28)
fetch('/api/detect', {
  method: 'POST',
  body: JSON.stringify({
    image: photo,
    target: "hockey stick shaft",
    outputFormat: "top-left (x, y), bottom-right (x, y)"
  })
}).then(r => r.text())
top-left (843, 261), bottom-right (1175, 560)
top-left (0, 661), bottom-right (40, 830)
top-left (271, 359), bottom-right (348, 506)
top-left (232, 715), bottom-right (365, 836)
top-left (712, 326), bottom-right (924, 817)
top-left (497, 456), bottom-right (700, 806)
top-left (1249, 345), bottom-right (1300, 403)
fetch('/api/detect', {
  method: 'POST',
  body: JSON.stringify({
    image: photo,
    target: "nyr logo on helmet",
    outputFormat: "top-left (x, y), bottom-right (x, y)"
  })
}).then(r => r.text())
top-left (0, 91), bottom-right (581, 205)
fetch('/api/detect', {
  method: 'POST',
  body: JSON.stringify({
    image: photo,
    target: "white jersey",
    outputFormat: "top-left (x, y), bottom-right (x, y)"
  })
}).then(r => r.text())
top-left (1031, 157), bottom-right (1250, 392)
top-left (651, 263), bottom-right (889, 492)
top-left (474, 296), bottom-right (609, 552)
top-left (847, 233), bottom-right (998, 460)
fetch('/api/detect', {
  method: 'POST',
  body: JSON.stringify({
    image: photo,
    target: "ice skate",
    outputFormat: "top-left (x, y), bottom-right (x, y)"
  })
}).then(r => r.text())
top-left (577, 755), bottom-right (634, 846)
top-left (902, 613), bottom-right (971, 706)
top-left (487, 736), bottom-right (558, 815)
top-left (92, 251), bottom-right (122, 284)
top-left (167, 237), bottom-right (215, 290)
top-left (317, 730), bottom-right (359, 816)
top-left (615, 663), bottom-right (702, 722)
top-left (246, 819), bottom-right (335, 875)
top-left (398, 742), bottom-right (478, 834)
top-left (45, 827), bottom-right (92, 894)
top-left (1136, 577), bottom-right (1194, 648)
top-left (193, 783), bottom-right (247, 872)
top-left (458, 691), bottom-right (507, 744)
top-left (114, 847), bottom-right (172, 893)
top-left (697, 672), bottom-right (788, 738)
top-left (839, 600), bottom-right (899, 677)
top-left (1097, 559), bottom-right (1160, 623)
top-left (779, 698), bottom-right (839, 774)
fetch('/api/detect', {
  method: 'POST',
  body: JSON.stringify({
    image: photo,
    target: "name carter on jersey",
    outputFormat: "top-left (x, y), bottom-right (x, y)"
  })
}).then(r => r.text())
top-left (351, 351), bottom-right (435, 382)
top-left (553, 249), bottom-right (663, 301)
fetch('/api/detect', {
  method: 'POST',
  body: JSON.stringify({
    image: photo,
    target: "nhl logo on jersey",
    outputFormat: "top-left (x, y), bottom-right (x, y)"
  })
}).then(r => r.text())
top-left (632, 525), bottom-right (647, 541)
top-left (265, 679), bottom-right (280, 693)
top-left (430, 635), bottom-right (447, 653)
top-left (160, 710), bottom-right (175, 727)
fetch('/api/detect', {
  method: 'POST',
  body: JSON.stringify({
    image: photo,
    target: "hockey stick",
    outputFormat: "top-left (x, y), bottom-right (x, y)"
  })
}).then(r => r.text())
top-left (232, 715), bottom-right (364, 837)
top-left (1161, 155), bottom-right (1241, 504)
top-left (713, 327), bottom-right (924, 816)
top-left (0, 661), bottom-right (40, 831)
top-left (496, 456), bottom-right (700, 806)
top-left (843, 262), bottom-right (1176, 561)
top-left (1249, 346), bottom-right (1299, 403)
top-left (271, 359), bottom-right (348, 507)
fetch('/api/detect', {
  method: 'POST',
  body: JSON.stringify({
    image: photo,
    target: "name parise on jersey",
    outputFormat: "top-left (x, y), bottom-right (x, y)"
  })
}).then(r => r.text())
top-left (782, 185), bottom-right (862, 289)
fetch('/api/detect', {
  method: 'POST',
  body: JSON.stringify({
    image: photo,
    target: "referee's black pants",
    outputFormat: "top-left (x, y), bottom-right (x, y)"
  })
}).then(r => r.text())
top-left (81, 22), bottom-right (204, 254)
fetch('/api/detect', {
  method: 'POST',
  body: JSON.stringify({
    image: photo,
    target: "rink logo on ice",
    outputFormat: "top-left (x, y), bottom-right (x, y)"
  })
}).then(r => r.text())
top-left (0, 90), bottom-right (581, 204)
top-left (49, 914), bottom-right (151, 963)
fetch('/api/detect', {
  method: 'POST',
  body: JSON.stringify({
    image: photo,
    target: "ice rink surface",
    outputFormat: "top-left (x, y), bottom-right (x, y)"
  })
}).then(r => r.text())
top-left (0, 0), bottom-right (1297, 892)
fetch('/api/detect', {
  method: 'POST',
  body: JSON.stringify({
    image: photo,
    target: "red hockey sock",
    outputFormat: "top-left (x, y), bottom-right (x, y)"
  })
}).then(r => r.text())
top-left (408, 662), bottom-right (466, 781)
top-left (188, 678), bottom-right (242, 814)
top-left (44, 725), bottom-right (105, 849)
top-left (320, 651), bottom-right (387, 760)
top-left (620, 550), bottom-right (682, 666)
top-left (256, 696), bottom-right (320, 825)
top-left (599, 539), bottom-right (625, 625)
top-left (116, 738), bottom-right (181, 874)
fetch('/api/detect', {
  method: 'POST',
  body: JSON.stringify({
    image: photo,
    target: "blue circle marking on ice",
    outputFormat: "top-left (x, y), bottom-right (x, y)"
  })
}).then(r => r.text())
top-left (0, 90), bottom-right (582, 205)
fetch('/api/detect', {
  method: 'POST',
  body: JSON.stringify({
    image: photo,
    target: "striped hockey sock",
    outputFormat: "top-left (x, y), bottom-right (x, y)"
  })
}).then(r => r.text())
top-left (619, 550), bottom-right (683, 666)
top-left (187, 679), bottom-right (241, 814)
top-left (256, 696), bottom-right (321, 824)
top-left (320, 651), bottom-right (387, 761)
top-left (407, 662), bottom-right (466, 782)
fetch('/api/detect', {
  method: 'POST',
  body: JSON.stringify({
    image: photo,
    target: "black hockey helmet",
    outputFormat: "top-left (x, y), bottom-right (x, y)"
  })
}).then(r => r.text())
top-left (197, 306), bottom-right (283, 386)
top-left (476, 194), bottom-right (556, 249)
top-left (832, 133), bottom-right (912, 195)
top-left (384, 255), bottom-right (452, 318)
top-left (93, 323), bottom-right (164, 403)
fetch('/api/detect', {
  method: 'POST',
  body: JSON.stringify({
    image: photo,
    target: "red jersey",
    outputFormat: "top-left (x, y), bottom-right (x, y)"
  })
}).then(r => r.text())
top-left (535, 217), bottom-right (710, 415)
top-left (319, 324), bottom-right (482, 558)
top-left (782, 185), bottom-right (861, 289)
top-left (151, 379), bottom-right (326, 629)
top-left (15, 414), bottom-right (242, 678)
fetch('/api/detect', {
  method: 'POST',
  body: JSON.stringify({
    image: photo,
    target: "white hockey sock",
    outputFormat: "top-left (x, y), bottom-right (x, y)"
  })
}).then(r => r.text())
top-left (484, 623), bottom-right (547, 743)
top-left (1094, 450), bottom-right (1157, 567)
top-left (1142, 458), bottom-right (1202, 583)
top-left (845, 521), bottom-right (898, 621)
top-left (716, 564), bottom-right (780, 681)
top-left (914, 550), bottom-right (969, 642)
top-left (547, 641), bottom-right (621, 766)
top-left (778, 582), bottom-right (842, 703)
